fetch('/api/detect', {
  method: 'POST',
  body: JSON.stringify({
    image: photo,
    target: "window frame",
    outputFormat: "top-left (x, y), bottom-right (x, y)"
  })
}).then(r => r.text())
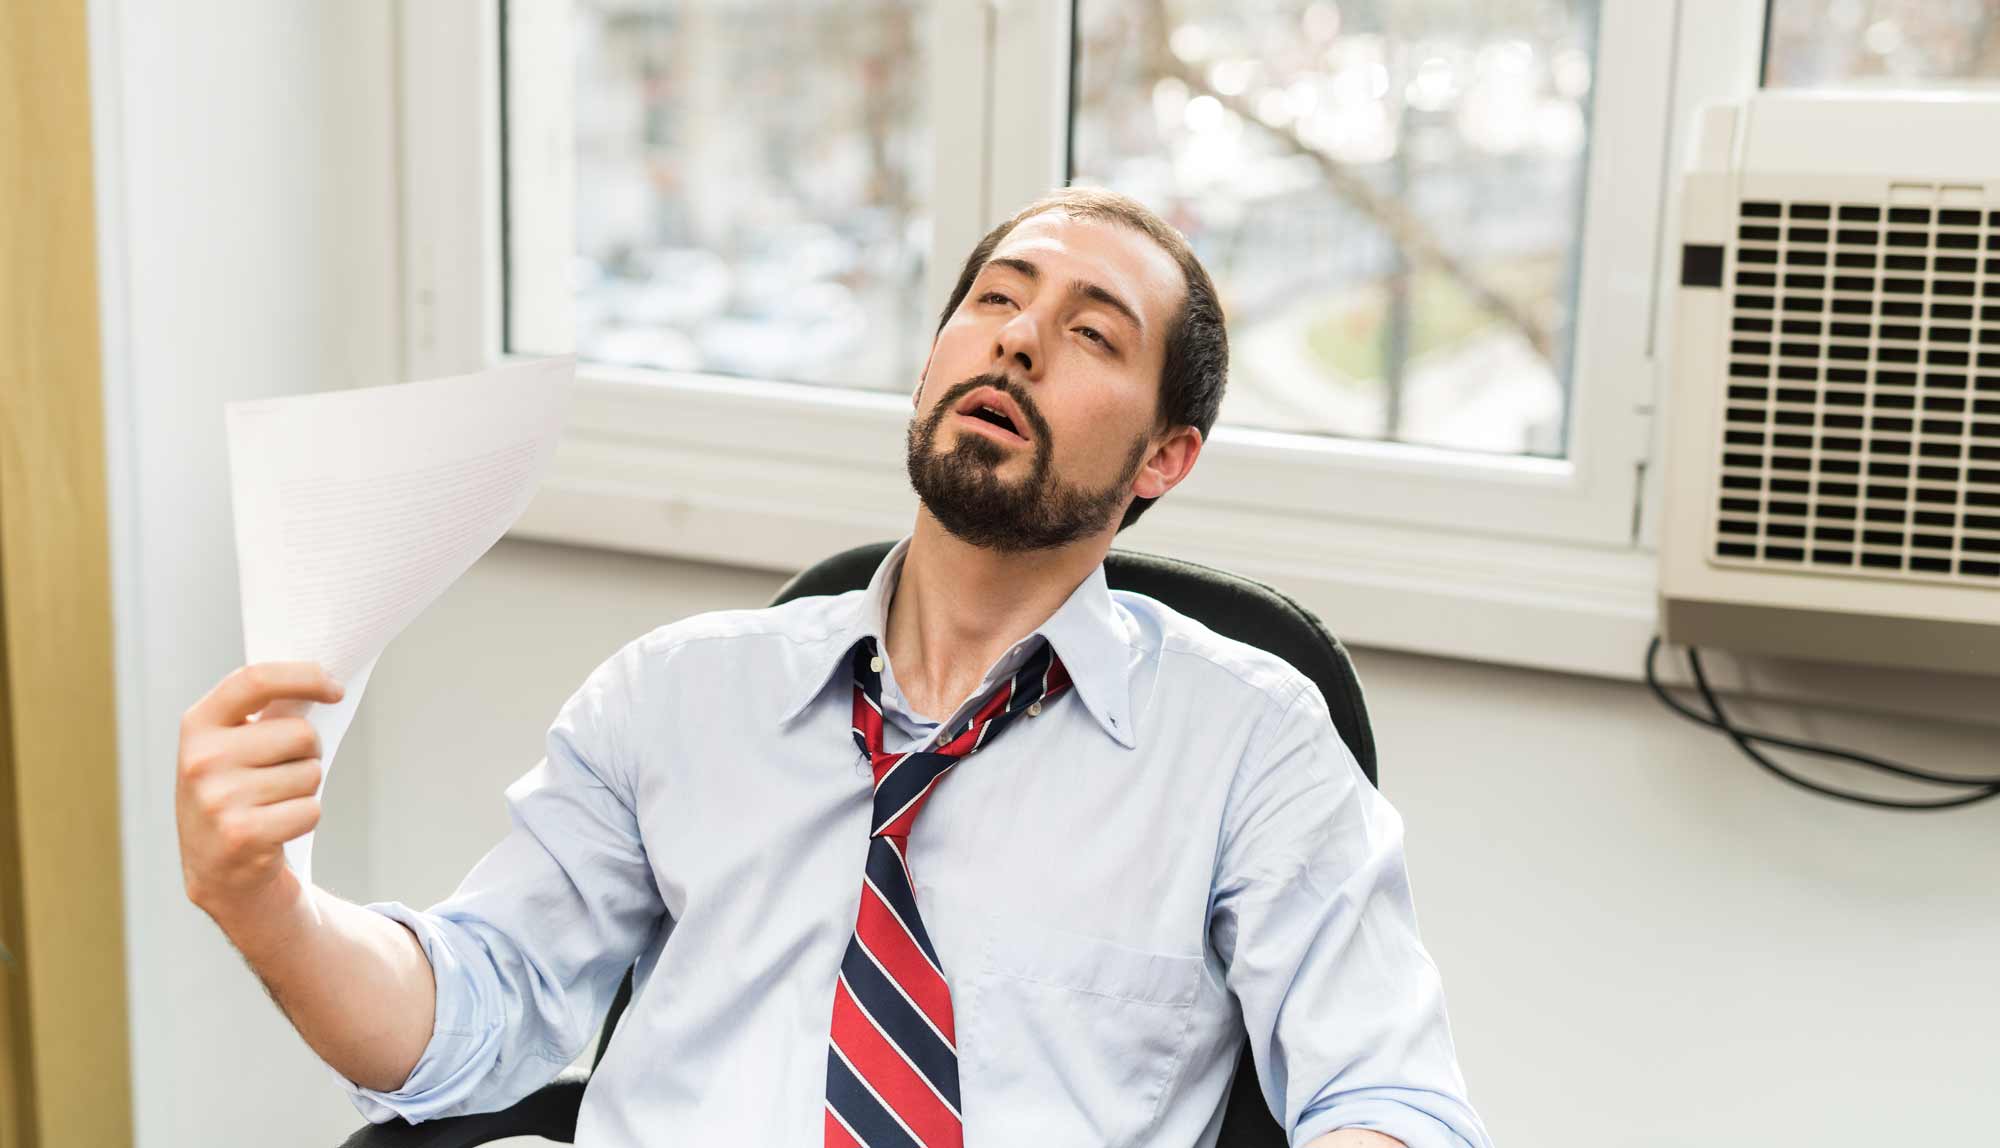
top-left (399, 0), bottom-right (1774, 680)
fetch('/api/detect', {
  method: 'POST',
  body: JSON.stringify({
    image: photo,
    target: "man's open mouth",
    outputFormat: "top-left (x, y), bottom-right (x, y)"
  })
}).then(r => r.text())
top-left (965, 403), bottom-right (1020, 436)
top-left (952, 386), bottom-right (1032, 444)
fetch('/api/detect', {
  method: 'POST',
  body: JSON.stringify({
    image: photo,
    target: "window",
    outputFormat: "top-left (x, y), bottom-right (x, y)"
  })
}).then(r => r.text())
top-left (539, 1), bottom-right (933, 393)
top-left (479, 0), bottom-right (1699, 569)
top-left (496, 0), bottom-right (1685, 542)
top-left (1071, 1), bottom-right (1598, 457)
top-left (405, 0), bottom-right (1756, 677)
top-left (1764, 0), bottom-right (2000, 87)
top-left (536, 0), bottom-right (1607, 461)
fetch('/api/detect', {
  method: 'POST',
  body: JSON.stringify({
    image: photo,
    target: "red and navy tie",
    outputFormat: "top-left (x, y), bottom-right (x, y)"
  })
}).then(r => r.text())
top-left (823, 635), bottom-right (1070, 1148)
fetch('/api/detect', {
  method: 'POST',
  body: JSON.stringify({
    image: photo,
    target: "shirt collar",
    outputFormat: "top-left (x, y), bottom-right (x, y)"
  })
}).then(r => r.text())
top-left (779, 535), bottom-right (1138, 749)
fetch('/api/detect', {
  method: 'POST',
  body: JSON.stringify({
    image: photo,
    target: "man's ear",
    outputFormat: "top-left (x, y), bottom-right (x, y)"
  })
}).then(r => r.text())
top-left (1131, 425), bottom-right (1204, 502)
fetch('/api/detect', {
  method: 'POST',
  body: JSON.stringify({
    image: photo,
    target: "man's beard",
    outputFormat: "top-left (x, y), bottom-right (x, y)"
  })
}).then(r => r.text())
top-left (905, 374), bottom-right (1149, 553)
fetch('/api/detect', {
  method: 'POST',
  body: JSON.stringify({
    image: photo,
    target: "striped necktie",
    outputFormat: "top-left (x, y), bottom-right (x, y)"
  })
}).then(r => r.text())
top-left (823, 635), bottom-right (1070, 1148)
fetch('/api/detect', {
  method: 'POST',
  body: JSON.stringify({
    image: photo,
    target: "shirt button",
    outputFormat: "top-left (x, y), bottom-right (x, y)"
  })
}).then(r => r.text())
top-left (1027, 701), bottom-right (1042, 717)
top-left (869, 655), bottom-right (883, 672)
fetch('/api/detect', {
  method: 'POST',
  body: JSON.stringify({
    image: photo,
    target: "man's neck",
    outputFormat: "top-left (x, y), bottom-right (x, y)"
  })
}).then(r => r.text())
top-left (883, 513), bottom-right (1108, 721)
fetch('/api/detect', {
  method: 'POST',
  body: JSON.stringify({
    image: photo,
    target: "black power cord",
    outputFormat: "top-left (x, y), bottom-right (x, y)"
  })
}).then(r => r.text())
top-left (1644, 635), bottom-right (2000, 810)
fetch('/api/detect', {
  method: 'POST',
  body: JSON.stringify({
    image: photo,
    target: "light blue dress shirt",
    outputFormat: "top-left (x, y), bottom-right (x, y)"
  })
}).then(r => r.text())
top-left (337, 536), bottom-right (1492, 1147)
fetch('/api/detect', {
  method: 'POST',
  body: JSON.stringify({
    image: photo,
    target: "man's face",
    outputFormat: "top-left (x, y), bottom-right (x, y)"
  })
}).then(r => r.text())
top-left (906, 211), bottom-right (1198, 552)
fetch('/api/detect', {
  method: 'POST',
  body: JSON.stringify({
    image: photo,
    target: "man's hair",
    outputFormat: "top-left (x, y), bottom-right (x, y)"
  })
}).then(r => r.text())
top-left (932, 186), bottom-right (1228, 531)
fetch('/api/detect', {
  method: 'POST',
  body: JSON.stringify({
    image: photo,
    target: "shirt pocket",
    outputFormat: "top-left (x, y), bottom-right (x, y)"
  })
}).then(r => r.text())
top-left (958, 913), bottom-right (1203, 1148)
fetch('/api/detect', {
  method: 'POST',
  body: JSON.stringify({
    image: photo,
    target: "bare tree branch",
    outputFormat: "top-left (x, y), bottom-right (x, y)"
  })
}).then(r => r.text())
top-left (1135, 1), bottom-right (1556, 362)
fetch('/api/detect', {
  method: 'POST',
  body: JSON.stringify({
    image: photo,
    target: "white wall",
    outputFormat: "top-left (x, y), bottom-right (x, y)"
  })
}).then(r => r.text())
top-left (337, 538), bottom-right (2000, 1148)
top-left (92, 1), bottom-right (401, 1144)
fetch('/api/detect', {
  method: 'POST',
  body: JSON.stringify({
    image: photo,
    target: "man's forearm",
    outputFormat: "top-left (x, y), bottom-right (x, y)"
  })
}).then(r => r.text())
top-left (1307, 1130), bottom-right (1407, 1148)
top-left (207, 875), bottom-right (438, 1092)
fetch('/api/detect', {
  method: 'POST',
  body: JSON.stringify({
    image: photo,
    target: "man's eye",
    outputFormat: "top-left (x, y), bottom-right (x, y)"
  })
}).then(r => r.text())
top-left (1076, 326), bottom-right (1108, 347)
top-left (978, 291), bottom-right (1013, 306)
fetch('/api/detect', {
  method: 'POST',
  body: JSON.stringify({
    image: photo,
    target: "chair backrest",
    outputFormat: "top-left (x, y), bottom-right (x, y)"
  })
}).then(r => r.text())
top-left (595, 542), bottom-right (1377, 1148)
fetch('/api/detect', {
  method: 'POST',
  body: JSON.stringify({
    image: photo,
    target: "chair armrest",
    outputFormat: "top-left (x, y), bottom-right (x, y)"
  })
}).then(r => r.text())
top-left (335, 1065), bottom-right (591, 1147)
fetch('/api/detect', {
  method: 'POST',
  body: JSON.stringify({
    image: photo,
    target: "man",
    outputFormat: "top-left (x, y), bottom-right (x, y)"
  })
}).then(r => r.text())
top-left (177, 187), bottom-right (1492, 1147)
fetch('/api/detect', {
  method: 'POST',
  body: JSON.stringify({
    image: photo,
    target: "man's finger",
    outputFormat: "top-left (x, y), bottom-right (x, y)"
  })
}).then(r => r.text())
top-left (239, 793), bottom-right (322, 847)
top-left (233, 758), bottom-right (324, 807)
top-left (220, 716), bottom-right (321, 771)
top-left (189, 662), bottom-right (344, 728)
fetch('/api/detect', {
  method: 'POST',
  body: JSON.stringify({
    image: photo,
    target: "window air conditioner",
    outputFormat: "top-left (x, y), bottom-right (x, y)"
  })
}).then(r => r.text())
top-left (1660, 91), bottom-right (2000, 677)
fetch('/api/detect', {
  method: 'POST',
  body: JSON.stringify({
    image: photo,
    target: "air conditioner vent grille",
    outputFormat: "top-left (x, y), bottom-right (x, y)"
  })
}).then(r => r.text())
top-left (1712, 195), bottom-right (2000, 584)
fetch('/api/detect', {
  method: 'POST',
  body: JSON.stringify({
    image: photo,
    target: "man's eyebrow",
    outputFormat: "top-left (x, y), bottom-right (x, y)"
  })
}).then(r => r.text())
top-left (982, 256), bottom-right (1146, 339)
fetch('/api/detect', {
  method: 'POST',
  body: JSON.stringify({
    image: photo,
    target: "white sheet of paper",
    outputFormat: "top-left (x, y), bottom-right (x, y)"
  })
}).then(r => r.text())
top-left (225, 356), bottom-right (574, 884)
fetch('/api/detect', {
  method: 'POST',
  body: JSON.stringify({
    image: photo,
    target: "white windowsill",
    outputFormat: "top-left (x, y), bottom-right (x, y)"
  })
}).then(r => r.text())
top-left (509, 366), bottom-right (1665, 682)
top-left (510, 367), bottom-right (2000, 734)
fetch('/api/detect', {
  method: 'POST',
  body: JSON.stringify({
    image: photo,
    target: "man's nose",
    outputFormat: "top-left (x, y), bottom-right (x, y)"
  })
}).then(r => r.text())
top-left (993, 312), bottom-right (1044, 379)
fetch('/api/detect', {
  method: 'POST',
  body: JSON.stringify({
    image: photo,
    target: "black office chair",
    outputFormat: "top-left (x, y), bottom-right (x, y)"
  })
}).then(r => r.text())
top-left (339, 542), bottom-right (1376, 1147)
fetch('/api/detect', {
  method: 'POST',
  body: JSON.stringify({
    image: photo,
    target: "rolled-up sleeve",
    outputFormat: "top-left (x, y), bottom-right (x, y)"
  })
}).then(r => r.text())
top-left (1210, 683), bottom-right (1492, 1148)
top-left (336, 638), bottom-right (668, 1124)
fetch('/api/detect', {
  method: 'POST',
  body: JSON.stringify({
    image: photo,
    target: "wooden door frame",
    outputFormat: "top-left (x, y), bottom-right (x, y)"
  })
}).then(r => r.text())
top-left (0, 0), bottom-right (136, 1145)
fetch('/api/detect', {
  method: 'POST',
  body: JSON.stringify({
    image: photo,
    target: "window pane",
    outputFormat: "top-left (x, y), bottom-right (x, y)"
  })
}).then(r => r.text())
top-left (1765, 0), bottom-right (2000, 87)
top-left (1070, 1), bottom-right (1598, 456)
top-left (558, 1), bottom-right (931, 392)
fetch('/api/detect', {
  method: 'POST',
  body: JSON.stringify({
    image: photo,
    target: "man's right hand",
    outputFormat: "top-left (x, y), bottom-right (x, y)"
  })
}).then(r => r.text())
top-left (174, 662), bottom-right (438, 1092)
top-left (176, 662), bottom-right (344, 919)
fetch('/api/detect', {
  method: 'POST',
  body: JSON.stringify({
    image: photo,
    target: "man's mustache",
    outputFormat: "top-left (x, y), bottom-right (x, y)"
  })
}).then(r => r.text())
top-left (930, 374), bottom-right (1051, 446)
